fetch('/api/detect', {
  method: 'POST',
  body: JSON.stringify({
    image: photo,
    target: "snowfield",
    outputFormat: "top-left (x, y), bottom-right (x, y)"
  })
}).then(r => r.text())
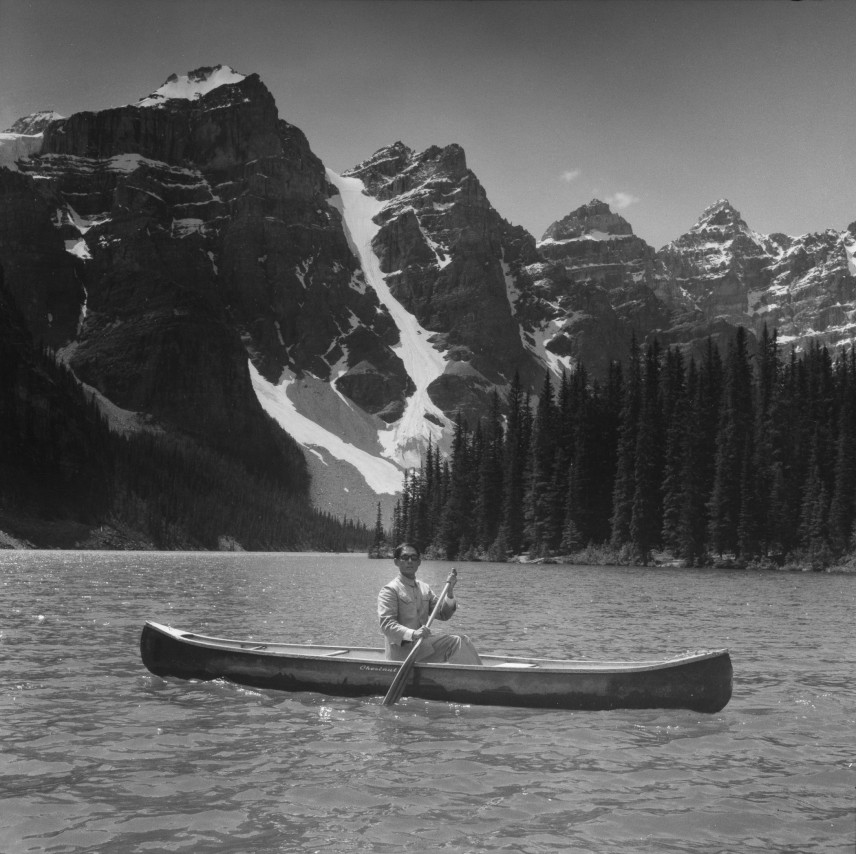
top-left (0, 132), bottom-right (43, 170)
top-left (249, 363), bottom-right (403, 495)
top-left (248, 168), bottom-right (458, 503)
top-left (137, 65), bottom-right (246, 107)
top-left (327, 169), bottom-right (451, 469)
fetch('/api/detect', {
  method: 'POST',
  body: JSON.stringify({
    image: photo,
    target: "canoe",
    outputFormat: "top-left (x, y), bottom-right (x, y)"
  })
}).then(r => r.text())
top-left (140, 621), bottom-right (732, 712)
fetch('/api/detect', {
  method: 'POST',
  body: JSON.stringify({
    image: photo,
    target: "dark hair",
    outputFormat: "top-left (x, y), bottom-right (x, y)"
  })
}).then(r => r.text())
top-left (393, 542), bottom-right (421, 560)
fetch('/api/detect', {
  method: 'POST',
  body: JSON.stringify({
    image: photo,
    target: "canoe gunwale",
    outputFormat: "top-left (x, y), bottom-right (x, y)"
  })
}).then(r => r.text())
top-left (142, 620), bottom-right (731, 677)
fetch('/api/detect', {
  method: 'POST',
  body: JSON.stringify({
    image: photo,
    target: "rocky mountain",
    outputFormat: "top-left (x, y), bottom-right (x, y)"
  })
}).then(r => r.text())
top-left (526, 197), bottom-right (856, 370)
top-left (519, 199), bottom-right (670, 376)
top-left (1, 65), bottom-right (853, 537)
top-left (652, 199), bottom-right (856, 353)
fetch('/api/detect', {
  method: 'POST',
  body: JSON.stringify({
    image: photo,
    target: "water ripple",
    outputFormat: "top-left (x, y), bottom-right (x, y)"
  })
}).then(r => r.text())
top-left (0, 552), bottom-right (853, 853)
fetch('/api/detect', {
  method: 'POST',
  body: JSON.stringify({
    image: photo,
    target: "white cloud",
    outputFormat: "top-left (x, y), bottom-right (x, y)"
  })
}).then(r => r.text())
top-left (561, 169), bottom-right (581, 183)
top-left (605, 191), bottom-right (640, 210)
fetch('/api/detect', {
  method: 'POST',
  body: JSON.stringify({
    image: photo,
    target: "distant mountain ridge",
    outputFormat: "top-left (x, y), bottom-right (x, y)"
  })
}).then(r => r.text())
top-left (1, 65), bottom-right (854, 541)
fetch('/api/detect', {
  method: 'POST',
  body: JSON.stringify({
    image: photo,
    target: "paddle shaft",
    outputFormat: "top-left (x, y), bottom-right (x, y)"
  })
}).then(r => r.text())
top-left (381, 570), bottom-right (456, 706)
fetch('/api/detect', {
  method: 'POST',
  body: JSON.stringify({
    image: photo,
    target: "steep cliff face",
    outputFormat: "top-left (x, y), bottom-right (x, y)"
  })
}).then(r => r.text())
top-left (519, 200), bottom-right (669, 375)
top-left (539, 199), bottom-right (654, 287)
top-left (653, 200), bottom-right (856, 351)
top-left (753, 225), bottom-right (856, 350)
top-left (654, 200), bottom-right (781, 320)
top-left (0, 111), bottom-right (63, 172)
top-left (0, 169), bottom-right (84, 349)
top-left (6, 67), bottom-right (407, 469)
top-left (343, 142), bottom-right (545, 422)
top-left (527, 198), bottom-right (856, 372)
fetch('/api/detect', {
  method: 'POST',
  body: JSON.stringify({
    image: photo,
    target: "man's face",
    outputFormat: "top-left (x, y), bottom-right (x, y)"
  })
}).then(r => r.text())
top-left (395, 548), bottom-right (421, 579)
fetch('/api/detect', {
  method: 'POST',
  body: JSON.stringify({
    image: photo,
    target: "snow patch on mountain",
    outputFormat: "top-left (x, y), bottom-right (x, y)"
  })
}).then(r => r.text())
top-left (5, 111), bottom-right (64, 135)
top-left (539, 230), bottom-right (632, 246)
top-left (845, 239), bottom-right (856, 277)
top-left (137, 65), bottom-right (246, 108)
top-left (249, 363), bottom-right (403, 494)
top-left (326, 168), bottom-right (451, 468)
top-left (0, 131), bottom-right (43, 170)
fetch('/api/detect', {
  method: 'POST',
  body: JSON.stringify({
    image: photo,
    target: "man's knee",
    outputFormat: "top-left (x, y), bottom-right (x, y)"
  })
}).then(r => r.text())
top-left (436, 634), bottom-right (481, 665)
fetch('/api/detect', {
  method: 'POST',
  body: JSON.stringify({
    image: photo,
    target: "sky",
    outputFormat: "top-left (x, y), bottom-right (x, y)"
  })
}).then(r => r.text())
top-left (1, 0), bottom-right (852, 249)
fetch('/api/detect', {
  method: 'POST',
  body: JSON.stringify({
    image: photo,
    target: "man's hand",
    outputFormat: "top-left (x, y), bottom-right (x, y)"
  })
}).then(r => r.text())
top-left (412, 626), bottom-right (432, 642)
top-left (447, 568), bottom-right (458, 595)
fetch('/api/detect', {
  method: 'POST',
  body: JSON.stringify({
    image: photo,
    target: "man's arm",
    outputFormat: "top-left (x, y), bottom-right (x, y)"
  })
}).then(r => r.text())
top-left (378, 585), bottom-right (414, 645)
top-left (429, 586), bottom-right (457, 621)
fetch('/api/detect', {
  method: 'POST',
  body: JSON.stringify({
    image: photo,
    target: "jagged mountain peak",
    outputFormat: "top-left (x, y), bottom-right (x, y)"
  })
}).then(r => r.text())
top-left (581, 199), bottom-right (613, 216)
top-left (137, 64), bottom-right (247, 108)
top-left (690, 198), bottom-right (748, 233)
top-left (344, 140), bottom-right (471, 202)
top-left (666, 197), bottom-right (778, 257)
top-left (541, 199), bottom-right (635, 243)
top-left (348, 141), bottom-right (413, 171)
top-left (4, 110), bottom-right (64, 135)
top-left (346, 141), bottom-right (466, 177)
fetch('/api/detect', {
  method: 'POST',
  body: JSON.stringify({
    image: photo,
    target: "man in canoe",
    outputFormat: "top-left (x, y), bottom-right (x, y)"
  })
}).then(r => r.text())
top-left (378, 543), bottom-right (482, 665)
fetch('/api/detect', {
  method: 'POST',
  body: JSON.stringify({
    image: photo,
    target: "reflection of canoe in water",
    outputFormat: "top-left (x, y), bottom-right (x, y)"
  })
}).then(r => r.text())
top-left (140, 621), bottom-right (733, 713)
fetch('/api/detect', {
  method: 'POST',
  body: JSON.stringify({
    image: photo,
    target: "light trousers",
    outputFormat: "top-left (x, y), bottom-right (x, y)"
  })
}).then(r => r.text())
top-left (388, 633), bottom-right (482, 665)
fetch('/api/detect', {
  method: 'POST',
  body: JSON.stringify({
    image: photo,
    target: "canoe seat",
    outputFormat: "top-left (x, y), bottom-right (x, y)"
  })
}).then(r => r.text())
top-left (494, 662), bottom-right (537, 668)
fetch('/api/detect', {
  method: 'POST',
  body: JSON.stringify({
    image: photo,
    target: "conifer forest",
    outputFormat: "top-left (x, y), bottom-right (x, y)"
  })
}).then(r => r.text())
top-left (387, 327), bottom-right (856, 569)
top-left (0, 342), bottom-right (372, 552)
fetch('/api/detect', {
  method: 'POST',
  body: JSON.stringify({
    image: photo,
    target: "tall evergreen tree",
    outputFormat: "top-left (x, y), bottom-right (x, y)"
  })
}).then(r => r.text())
top-left (661, 347), bottom-right (688, 553)
top-left (525, 371), bottom-right (558, 554)
top-left (829, 349), bottom-right (856, 553)
top-left (629, 342), bottom-right (662, 563)
top-left (474, 392), bottom-right (505, 551)
top-left (610, 334), bottom-right (642, 549)
top-left (500, 373), bottom-right (528, 555)
top-left (369, 502), bottom-right (386, 557)
top-left (800, 430), bottom-right (830, 563)
top-left (678, 358), bottom-right (709, 564)
top-left (437, 416), bottom-right (473, 558)
top-left (708, 327), bottom-right (754, 556)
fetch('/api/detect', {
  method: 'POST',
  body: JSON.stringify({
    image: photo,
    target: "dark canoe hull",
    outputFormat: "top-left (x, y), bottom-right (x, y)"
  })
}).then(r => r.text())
top-left (140, 622), bottom-right (733, 713)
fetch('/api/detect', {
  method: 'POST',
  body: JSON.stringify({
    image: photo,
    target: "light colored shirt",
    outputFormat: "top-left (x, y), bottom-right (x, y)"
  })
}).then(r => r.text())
top-left (377, 574), bottom-right (456, 655)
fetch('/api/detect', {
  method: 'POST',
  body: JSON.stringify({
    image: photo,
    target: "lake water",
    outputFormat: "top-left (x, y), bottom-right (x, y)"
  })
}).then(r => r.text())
top-left (1, 551), bottom-right (853, 853)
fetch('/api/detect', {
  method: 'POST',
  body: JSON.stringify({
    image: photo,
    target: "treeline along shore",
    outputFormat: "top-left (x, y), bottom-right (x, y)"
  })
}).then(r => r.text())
top-left (384, 326), bottom-right (856, 571)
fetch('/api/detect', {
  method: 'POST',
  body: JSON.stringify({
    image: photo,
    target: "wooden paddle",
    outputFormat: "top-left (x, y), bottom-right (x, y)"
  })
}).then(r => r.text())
top-left (381, 567), bottom-right (456, 706)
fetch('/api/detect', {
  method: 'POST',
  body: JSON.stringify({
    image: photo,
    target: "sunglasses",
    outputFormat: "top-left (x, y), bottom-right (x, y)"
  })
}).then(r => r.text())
top-left (399, 554), bottom-right (420, 562)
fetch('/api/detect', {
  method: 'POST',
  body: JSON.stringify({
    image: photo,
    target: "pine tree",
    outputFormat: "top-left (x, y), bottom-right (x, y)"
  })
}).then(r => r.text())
top-left (661, 347), bottom-right (688, 553)
top-left (800, 430), bottom-right (830, 565)
top-left (747, 324), bottom-right (778, 557)
top-left (501, 373), bottom-right (528, 555)
top-left (369, 502), bottom-right (386, 557)
top-left (525, 370), bottom-right (558, 554)
top-left (610, 334), bottom-right (642, 548)
top-left (475, 391), bottom-right (505, 551)
top-left (737, 432), bottom-right (762, 559)
top-left (437, 415), bottom-right (473, 559)
top-left (678, 358), bottom-right (708, 564)
top-left (629, 343), bottom-right (661, 563)
top-left (829, 348), bottom-right (856, 553)
top-left (708, 327), bottom-right (754, 557)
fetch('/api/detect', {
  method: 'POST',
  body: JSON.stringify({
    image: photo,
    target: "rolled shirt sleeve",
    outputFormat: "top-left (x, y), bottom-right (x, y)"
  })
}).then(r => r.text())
top-left (429, 591), bottom-right (457, 621)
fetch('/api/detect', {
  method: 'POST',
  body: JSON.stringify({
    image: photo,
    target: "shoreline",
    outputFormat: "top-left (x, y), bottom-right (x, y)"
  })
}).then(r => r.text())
top-left (4, 525), bottom-right (854, 574)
